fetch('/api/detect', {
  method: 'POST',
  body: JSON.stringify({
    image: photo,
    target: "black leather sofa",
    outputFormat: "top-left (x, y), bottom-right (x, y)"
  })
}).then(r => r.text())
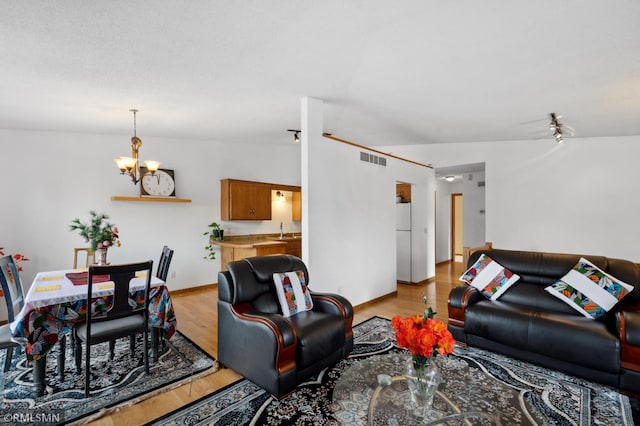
top-left (218, 255), bottom-right (354, 398)
top-left (448, 249), bottom-right (640, 395)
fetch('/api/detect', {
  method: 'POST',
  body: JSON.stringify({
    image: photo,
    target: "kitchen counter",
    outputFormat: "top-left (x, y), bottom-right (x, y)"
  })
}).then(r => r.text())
top-left (212, 239), bottom-right (288, 249)
top-left (212, 234), bottom-right (302, 270)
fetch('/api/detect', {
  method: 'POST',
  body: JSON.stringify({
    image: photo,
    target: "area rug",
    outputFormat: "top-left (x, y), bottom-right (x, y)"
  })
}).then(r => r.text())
top-left (0, 331), bottom-right (217, 425)
top-left (147, 316), bottom-right (638, 426)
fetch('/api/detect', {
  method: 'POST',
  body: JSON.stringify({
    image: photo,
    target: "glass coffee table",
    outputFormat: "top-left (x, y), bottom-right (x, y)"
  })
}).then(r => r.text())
top-left (333, 352), bottom-right (539, 425)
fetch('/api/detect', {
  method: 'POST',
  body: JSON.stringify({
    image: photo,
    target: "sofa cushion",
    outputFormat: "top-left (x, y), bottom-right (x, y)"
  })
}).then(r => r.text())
top-left (464, 300), bottom-right (620, 373)
top-left (273, 271), bottom-right (313, 317)
top-left (460, 254), bottom-right (520, 300)
top-left (498, 282), bottom-right (581, 315)
top-left (288, 311), bottom-right (345, 368)
top-left (545, 257), bottom-right (634, 319)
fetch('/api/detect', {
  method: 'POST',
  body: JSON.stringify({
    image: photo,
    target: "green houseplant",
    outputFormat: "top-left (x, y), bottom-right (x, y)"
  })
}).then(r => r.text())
top-left (203, 222), bottom-right (223, 261)
top-left (69, 211), bottom-right (121, 265)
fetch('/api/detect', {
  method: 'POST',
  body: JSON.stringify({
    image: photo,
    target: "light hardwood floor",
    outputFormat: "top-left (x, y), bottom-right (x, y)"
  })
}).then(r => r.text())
top-left (87, 260), bottom-right (466, 426)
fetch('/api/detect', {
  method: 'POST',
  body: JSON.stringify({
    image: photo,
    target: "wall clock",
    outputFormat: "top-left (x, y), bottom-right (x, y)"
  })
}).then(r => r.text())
top-left (140, 167), bottom-right (176, 197)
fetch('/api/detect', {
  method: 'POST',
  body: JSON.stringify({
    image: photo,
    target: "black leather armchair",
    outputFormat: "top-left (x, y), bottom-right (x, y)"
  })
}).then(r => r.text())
top-left (217, 255), bottom-right (353, 398)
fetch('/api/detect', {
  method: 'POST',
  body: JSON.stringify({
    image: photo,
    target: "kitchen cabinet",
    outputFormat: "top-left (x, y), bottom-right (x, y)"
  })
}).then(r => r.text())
top-left (213, 236), bottom-right (290, 271)
top-left (284, 238), bottom-right (302, 258)
top-left (221, 179), bottom-right (272, 220)
top-left (292, 191), bottom-right (302, 221)
top-left (219, 242), bottom-right (287, 271)
top-left (396, 183), bottom-right (411, 203)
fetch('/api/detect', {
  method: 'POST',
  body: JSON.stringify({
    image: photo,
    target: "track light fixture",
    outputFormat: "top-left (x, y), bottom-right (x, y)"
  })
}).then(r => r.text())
top-left (287, 129), bottom-right (301, 143)
top-left (549, 112), bottom-right (564, 144)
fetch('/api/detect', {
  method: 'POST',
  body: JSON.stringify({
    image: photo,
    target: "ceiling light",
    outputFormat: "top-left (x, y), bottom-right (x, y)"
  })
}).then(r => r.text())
top-left (549, 112), bottom-right (564, 144)
top-left (445, 176), bottom-right (455, 182)
top-left (114, 109), bottom-right (160, 185)
top-left (287, 129), bottom-right (301, 143)
top-left (554, 131), bottom-right (564, 144)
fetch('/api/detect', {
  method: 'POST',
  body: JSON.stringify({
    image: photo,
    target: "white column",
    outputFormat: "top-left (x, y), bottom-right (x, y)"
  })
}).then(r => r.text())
top-left (300, 96), bottom-right (324, 268)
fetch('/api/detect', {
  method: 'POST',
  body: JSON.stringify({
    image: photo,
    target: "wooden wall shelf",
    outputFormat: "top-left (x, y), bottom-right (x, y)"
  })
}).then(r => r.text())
top-left (111, 196), bottom-right (192, 203)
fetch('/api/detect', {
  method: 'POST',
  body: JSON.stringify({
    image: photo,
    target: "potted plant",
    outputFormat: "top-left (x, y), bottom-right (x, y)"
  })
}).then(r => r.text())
top-left (203, 222), bottom-right (223, 261)
top-left (69, 211), bottom-right (121, 265)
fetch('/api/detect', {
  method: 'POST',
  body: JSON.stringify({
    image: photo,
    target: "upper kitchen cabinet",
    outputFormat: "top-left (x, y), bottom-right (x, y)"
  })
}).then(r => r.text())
top-left (396, 183), bottom-right (412, 203)
top-left (221, 179), bottom-right (272, 220)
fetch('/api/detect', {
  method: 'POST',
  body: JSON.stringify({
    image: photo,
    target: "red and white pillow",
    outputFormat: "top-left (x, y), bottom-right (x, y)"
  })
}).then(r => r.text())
top-left (273, 270), bottom-right (314, 317)
top-left (459, 254), bottom-right (520, 300)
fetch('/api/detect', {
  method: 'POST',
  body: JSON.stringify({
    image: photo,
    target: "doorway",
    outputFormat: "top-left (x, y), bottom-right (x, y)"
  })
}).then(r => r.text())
top-left (451, 193), bottom-right (463, 262)
top-left (396, 182), bottom-right (412, 283)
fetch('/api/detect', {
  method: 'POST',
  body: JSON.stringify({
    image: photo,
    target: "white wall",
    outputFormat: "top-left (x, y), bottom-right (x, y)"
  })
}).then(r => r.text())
top-left (302, 98), bottom-right (435, 306)
top-left (0, 128), bottom-right (301, 295)
top-left (385, 136), bottom-right (640, 261)
top-left (462, 171), bottom-right (486, 248)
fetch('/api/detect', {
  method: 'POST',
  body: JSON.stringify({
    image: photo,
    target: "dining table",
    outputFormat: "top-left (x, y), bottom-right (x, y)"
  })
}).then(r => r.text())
top-left (10, 268), bottom-right (177, 396)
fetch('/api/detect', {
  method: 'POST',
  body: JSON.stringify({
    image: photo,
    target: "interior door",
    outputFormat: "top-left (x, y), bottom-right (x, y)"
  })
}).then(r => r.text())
top-left (451, 193), bottom-right (463, 262)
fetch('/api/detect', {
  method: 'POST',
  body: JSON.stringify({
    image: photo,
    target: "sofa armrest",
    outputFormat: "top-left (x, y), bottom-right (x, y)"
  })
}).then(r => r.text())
top-left (311, 292), bottom-right (354, 342)
top-left (311, 292), bottom-right (353, 319)
top-left (225, 303), bottom-right (297, 376)
top-left (231, 303), bottom-right (296, 348)
top-left (448, 285), bottom-right (483, 328)
top-left (618, 309), bottom-right (640, 372)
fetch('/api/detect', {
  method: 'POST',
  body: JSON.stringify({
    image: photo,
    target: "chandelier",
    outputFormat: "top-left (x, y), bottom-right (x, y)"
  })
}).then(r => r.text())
top-left (114, 109), bottom-right (160, 184)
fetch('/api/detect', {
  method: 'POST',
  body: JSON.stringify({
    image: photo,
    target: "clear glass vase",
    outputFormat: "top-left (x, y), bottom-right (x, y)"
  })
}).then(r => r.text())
top-left (405, 355), bottom-right (441, 407)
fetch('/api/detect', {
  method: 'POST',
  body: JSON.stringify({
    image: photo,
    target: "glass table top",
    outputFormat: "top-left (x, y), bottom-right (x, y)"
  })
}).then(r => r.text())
top-left (332, 351), bottom-right (541, 425)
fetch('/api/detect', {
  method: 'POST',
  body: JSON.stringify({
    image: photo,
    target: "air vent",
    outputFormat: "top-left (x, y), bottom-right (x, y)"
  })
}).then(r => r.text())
top-left (360, 151), bottom-right (387, 167)
top-left (478, 181), bottom-right (485, 187)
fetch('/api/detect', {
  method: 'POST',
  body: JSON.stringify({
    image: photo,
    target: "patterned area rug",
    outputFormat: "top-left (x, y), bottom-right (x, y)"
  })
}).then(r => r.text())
top-left (0, 331), bottom-right (217, 425)
top-left (147, 316), bottom-right (637, 425)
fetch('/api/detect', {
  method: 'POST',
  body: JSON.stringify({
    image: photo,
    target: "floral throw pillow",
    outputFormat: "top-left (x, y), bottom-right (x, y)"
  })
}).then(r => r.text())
top-left (545, 257), bottom-right (634, 319)
top-left (459, 254), bottom-right (520, 300)
top-left (273, 270), bottom-right (313, 317)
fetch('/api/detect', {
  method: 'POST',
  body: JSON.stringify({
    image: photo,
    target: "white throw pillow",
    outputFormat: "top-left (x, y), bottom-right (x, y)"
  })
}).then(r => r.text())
top-left (545, 257), bottom-right (634, 319)
top-left (459, 254), bottom-right (520, 300)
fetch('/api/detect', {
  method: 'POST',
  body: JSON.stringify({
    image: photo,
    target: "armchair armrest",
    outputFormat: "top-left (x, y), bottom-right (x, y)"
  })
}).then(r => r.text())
top-left (618, 309), bottom-right (640, 372)
top-left (311, 292), bottom-right (354, 342)
top-left (231, 303), bottom-right (296, 348)
top-left (224, 303), bottom-right (297, 376)
top-left (448, 285), bottom-right (483, 328)
top-left (311, 292), bottom-right (354, 320)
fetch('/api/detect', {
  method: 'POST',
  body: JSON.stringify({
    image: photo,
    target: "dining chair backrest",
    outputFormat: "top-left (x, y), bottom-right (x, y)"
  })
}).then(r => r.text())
top-left (73, 248), bottom-right (95, 269)
top-left (156, 246), bottom-right (174, 281)
top-left (87, 261), bottom-right (153, 322)
top-left (0, 255), bottom-right (25, 322)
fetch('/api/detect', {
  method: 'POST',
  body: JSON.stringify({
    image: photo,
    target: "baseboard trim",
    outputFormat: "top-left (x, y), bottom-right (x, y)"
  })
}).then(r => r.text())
top-left (170, 283), bottom-right (217, 296)
top-left (397, 276), bottom-right (435, 286)
top-left (354, 290), bottom-right (398, 311)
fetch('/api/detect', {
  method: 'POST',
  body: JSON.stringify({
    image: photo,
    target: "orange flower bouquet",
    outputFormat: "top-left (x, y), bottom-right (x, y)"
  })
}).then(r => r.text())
top-left (391, 296), bottom-right (456, 405)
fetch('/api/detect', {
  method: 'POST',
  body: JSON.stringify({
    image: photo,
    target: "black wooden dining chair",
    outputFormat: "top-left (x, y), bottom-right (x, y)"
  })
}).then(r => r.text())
top-left (73, 260), bottom-right (153, 398)
top-left (0, 255), bottom-right (25, 374)
top-left (156, 246), bottom-right (174, 281)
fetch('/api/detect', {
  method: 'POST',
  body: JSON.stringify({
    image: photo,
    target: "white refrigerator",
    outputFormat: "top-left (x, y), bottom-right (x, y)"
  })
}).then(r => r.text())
top-left (396, 203), bottom-right (412, 283)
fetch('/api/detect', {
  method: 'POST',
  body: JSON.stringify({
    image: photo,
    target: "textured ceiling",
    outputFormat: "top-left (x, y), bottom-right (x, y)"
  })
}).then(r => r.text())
top-left (1, 1), bottom-right (639, 146)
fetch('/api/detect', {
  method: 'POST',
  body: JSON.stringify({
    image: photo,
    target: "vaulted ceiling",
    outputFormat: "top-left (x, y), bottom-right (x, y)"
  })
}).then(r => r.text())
top-left (2, 1), bottom-right (639, 146)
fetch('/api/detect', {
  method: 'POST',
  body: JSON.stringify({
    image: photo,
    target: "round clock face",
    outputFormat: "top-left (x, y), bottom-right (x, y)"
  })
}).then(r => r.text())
top-left (142, 170), bottom-right (175, 196)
